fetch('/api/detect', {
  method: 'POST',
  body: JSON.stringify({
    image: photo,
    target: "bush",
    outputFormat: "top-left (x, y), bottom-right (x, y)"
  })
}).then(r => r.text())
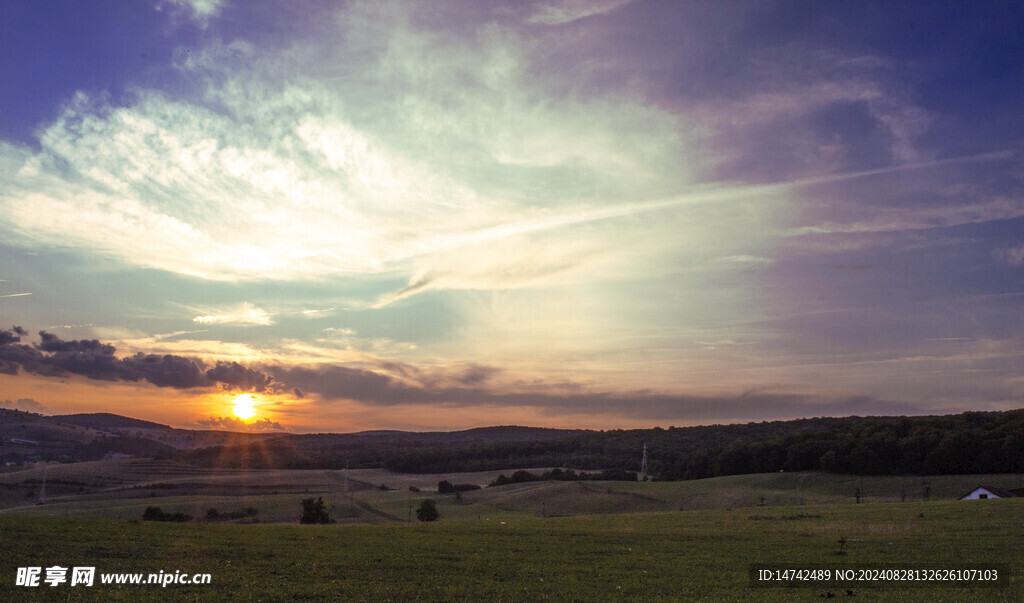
top-left (416, 499), bottom-right (439, 522)
top-left (142, 506), bottom-right (192, 522)
top-left (207, 507), bottom-right (258, 521)
top-left (300, 497), bottom-right (332, 524)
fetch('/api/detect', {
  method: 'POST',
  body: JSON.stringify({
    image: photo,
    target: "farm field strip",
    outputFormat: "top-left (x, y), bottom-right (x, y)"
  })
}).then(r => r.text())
top-left (1, 499), bottom-right (1021, 600)
top-left (4, 464), bottom-right (1024, 526)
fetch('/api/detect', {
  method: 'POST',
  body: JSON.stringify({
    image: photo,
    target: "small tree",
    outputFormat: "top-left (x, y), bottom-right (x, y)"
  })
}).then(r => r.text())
top-left (300, 497), bottom-right (331, 524)
top-left (416, 499), bottom-right (439, 522)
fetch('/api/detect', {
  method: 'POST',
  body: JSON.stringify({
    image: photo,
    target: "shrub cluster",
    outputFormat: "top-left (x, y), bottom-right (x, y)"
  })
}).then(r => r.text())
top-left (142, 506), bottom-right (191, 522)
top-left (300, 497), bottom-right (333, 524)
top-left (437, 480), bottom-right (482, 494)
top-left (205, 507), bottom-right (258, 521)
top-left (489, 468), bottom-right (638, 487)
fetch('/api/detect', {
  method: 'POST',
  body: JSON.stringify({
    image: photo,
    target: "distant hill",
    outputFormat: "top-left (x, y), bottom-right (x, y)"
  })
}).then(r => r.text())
top-left (347, 426), bottom-right (578, 441)
top-left (0, 410), bottom-right (267, 464)
top-left (456, 426), bottom-right (583, 442)
top-left (1, 408), bottom-right (110, 462)
top-left (176, 409), bottom-right (1024, 479)
top-left (7, 408), bottom-right (1024, 482)
top-left (52, 413), bottom-right (172, 431)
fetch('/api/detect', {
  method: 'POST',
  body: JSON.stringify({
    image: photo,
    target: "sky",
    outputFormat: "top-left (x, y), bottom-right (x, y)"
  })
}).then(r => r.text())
top-left (1, 0), bottom-right (1023, 433)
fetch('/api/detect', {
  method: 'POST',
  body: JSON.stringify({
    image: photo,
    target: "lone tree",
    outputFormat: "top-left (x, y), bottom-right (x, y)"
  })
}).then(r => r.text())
top-left (300, 497), bottom-right (332, 524)
top-left (416, 499), bottom-right (439, 522)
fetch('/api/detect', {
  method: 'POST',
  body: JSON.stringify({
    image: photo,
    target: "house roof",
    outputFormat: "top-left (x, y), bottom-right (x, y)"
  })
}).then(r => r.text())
top-left (960, 485), bottom-right (1018, 499)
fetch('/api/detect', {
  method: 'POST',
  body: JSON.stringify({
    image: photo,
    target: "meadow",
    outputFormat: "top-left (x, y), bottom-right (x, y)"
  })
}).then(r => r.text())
top-left (1, 461), bottom-right (1022, 599)
top-left (3, 458), bottom-right (1023, 524)
top-left (1, 498), bottom-right (1021, 601)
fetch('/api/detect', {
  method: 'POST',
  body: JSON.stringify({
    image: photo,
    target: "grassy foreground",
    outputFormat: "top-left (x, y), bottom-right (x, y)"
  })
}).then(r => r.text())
top-left (1, 498), bottom-right (1021, 601)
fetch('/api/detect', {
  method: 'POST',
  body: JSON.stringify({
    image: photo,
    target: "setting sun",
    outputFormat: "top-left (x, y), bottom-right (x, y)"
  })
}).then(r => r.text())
top-left (232, 393), bottom-right (257, 421)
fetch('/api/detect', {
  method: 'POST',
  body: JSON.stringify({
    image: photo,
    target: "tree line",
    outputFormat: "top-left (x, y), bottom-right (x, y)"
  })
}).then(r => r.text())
top-left (174, 410), bottom-right (1024, 480)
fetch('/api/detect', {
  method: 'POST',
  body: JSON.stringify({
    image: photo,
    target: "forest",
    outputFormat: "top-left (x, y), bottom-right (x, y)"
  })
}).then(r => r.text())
top-left (173, 409), bottom-right (1024, 480)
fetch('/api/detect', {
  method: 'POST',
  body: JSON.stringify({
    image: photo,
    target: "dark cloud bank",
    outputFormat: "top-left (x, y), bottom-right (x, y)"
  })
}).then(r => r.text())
top-left (1, 326), bottom-right (922, 424)
top-left (0, 327), bottom-right (270, 392)
top-left (271, 365), bottom-right (926, 423)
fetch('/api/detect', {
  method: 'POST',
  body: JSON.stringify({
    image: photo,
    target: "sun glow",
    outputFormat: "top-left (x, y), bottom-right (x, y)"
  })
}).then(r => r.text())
top-left (232, 393), bottom-right (257, 421)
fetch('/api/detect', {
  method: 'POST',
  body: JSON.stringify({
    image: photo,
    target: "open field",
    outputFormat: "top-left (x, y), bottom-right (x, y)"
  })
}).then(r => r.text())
top-left (3, 459), bottom-right (1023, 525)
top-left (1, 498), bottom-right (1021, 601)
top-left (1, 461), bottom-right (1022, 599)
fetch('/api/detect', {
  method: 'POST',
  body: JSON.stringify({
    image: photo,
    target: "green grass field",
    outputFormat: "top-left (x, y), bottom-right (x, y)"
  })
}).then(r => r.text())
top-left (2, 462), bottom-right (1022, 599)
top-left (4, 461), bottom-right (1023, 526)
top-left (1, 498), bottom-right (1021, 601)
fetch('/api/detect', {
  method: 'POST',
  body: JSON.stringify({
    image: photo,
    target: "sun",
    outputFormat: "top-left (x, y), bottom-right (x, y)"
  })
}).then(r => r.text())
top-left (232, 393), bottom-right (257, 421)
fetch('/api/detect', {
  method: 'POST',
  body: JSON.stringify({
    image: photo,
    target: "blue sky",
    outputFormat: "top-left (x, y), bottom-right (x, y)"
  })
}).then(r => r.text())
top-left (1, 0), bottom-right (1022, 432)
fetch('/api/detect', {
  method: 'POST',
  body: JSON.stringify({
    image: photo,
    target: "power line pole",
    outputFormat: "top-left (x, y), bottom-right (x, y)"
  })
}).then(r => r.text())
top-left (37, 463), bottom-right (47, 505)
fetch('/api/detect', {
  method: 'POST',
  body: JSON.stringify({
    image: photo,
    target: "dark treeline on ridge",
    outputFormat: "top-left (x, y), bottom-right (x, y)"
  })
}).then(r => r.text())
top-left (173, 410), bottom-right (1024, 480)
top-left (489, 468), bottom-right (640, 487)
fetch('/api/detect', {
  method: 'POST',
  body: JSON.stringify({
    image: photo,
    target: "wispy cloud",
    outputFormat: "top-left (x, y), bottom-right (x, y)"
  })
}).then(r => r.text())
top-left (995, 243), bottom-right (1024, 266)
top-left (155, 0), bottom-right (224, 29)
top-left (0, 2), bottom-right (693, 294)
top-left (190, 302), bottom-right (274, 326)
top-left (522, 0), bottom-right (636, 25)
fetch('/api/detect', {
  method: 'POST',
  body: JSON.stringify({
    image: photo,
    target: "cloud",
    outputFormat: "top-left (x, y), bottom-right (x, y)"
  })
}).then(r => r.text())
top-left (0, 327), bottom-right (273, 392)
top-left (995, 243), bottom-right (1024, 266)
top-left (205, 361), bottom-right (272, 391)
top-left (196, 416), bottom-right (288, 432)
top-left (190, 302), bottom-right (274, 326)
top-left (266, 362), bottom-right (931, 423)
top-left (300, 308), bottom-right (335, 318)
top-left (522, 0), bottom-right (636, 25)
top-left (155, 0), bottom-right (224, 29)
top-left (2, 21), bottom-right (979, 307)
top-left (0, 398), bottom-right (48, 414)
top-left (102, 331), bottom-right (264, 364)
top-left (789, 195), bottom-right (1024, 236)
top-left (0, 2), bottom-right (695, 300)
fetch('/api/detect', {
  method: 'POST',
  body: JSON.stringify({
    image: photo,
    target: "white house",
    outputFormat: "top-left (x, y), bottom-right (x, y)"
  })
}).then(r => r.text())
top-left (960, 485), bottom-right (1017, 500)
